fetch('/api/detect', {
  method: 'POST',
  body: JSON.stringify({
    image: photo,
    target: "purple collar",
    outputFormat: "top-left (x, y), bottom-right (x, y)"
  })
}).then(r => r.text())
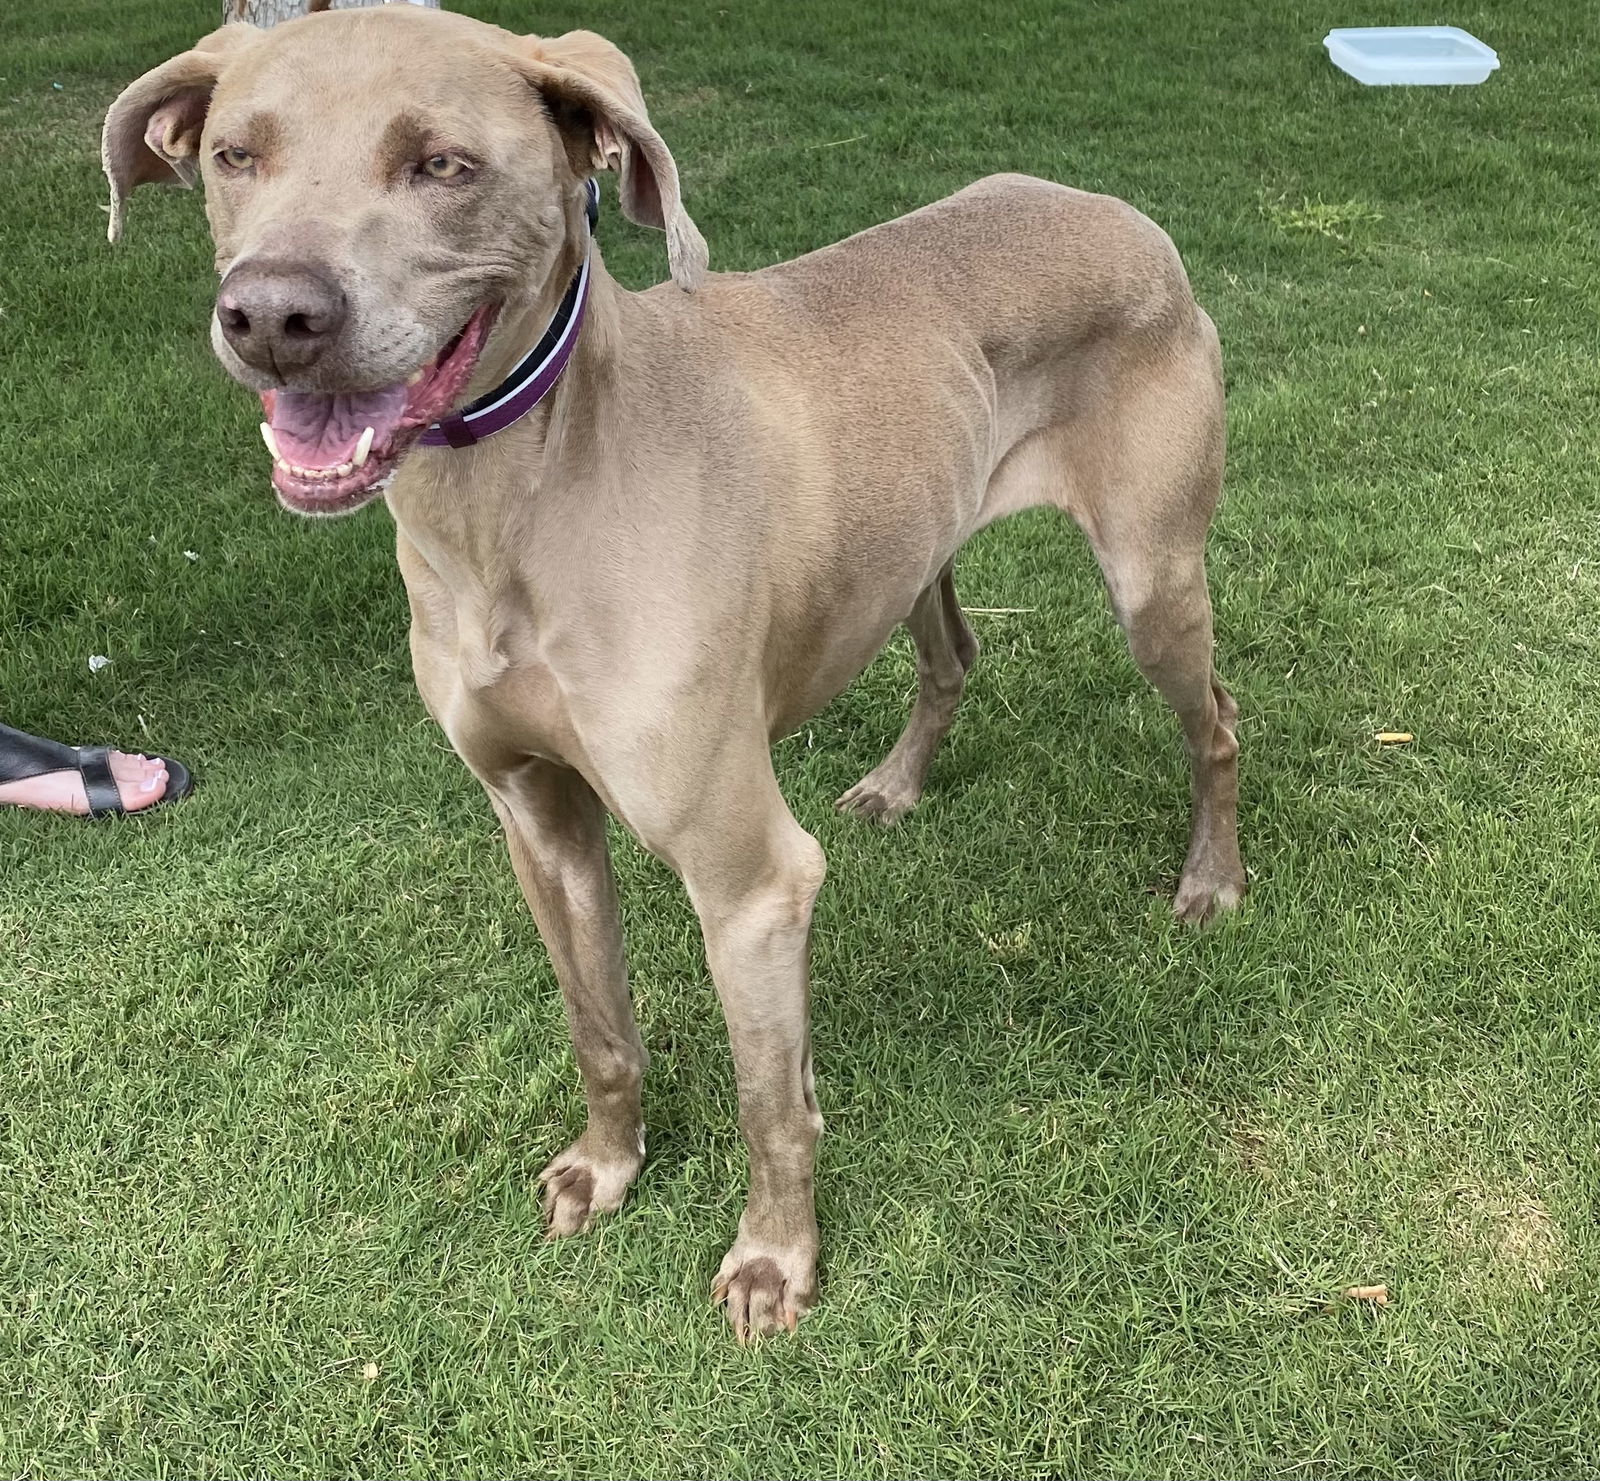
top-left (420, 180), bottom-right (598, 449)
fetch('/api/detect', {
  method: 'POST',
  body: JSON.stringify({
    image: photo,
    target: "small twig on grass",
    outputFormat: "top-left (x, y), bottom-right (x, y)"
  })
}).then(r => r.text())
top-left (1342, 1283), bottom-right (1390, 1305)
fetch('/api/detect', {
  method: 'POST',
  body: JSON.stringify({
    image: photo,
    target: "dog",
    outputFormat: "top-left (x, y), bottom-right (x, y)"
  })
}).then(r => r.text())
top-left (103, 5), bottom-right (1244, 1339)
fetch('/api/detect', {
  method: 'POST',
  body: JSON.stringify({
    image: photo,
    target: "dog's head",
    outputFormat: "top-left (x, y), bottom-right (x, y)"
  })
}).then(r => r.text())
top-left (103, 7), bottom-right (705, 516)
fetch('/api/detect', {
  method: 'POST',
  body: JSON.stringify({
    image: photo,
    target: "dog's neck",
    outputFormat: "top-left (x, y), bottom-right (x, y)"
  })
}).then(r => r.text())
top-left (467, 229), bottom-right (594, 408)
top-left (384, 236), bottom-right (634, 582)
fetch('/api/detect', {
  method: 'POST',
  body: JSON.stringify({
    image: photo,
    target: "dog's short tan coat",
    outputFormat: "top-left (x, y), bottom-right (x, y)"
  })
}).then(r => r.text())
top-left (105, 6), bottom-right (1244, 1338)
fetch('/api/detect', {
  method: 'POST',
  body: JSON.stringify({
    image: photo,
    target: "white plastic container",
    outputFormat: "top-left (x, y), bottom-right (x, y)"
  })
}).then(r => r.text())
top-left (1324, 26), bottom-right (1499, 85)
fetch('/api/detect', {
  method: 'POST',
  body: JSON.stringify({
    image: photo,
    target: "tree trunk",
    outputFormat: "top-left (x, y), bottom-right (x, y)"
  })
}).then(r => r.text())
top-left (224, 0), bottom-right (438, 28)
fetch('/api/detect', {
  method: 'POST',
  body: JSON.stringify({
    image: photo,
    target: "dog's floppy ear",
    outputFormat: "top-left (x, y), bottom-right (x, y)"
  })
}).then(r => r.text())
top-left (513, 30), bottom-right (708, 292)
top-left (101, 25), bottom-right (262, 244)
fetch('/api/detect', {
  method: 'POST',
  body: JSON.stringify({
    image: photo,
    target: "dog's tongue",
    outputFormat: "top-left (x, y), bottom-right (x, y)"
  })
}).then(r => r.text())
top-left (265, 385), bottom-right (411, 468)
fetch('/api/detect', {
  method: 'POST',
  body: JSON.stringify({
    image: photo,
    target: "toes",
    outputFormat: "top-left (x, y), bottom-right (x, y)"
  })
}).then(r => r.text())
top-left (834, 784), bottom-right (876, 816)
top-left (1172, 870), bottom-right (1245, 925)
top-left (713, 1255), bottom-right (808, 1343)
top-left (835, 781), bottom-right (913, 825)
top-left (746, 1267), bottom-right (785, 1335)
top-left (107, 750), bottom-right (145, 783)
top-left (537, 1142), bottom-right (642, 1238)
top-left (725, 1272), bottom-right (752, 1343)
top-left (109, 750), bottom-right (162, 782)
top-left (539, 1164), bottom-right (597, 1237)
top-left (109, 751), bottom-right (169, 811)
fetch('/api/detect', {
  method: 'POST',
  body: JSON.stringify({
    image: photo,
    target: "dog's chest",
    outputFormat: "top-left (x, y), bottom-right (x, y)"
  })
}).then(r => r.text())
top-left (402, 562), bottom-right (585, 777)
top-left (440, 617), bottom-right (586, 771)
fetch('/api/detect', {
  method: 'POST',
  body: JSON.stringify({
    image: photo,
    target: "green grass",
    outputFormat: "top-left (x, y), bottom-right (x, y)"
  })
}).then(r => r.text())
top-left (2, 0), bottom-right (1598, 1475)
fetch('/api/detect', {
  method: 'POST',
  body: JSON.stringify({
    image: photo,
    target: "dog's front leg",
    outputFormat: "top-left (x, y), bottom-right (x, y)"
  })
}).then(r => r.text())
top-left (488, 761), bottom-right (648, 1235)
top-left (672, 774), bottom-right (827, 1341)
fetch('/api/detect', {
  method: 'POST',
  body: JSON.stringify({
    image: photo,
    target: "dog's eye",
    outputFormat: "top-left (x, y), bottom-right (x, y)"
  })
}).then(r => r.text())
top-left (215, 145), bottom-right (255, 171)
top-left (421, 153), bottom-right (468, 181)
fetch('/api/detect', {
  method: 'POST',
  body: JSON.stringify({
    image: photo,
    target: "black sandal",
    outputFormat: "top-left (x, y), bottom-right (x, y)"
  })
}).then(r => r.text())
top-left (0, 722), bottom-right (194, 819)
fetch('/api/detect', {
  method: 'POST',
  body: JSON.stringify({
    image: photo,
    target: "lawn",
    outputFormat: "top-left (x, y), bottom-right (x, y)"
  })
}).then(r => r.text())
top-left (2, 0), bottom-right (1598, 1476)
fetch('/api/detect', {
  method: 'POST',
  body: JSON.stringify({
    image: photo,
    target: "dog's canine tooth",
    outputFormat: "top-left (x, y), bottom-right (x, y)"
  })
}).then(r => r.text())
top-left (353, 425), bottom-right (375, 468)
top-left (407, 368), bottom-right (426, 386)
top-left (260, 422), bottom-right (282, 461)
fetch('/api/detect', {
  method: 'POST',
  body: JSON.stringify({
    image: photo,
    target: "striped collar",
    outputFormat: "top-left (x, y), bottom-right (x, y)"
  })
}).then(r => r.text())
top-left (420, 179), bottom-right (599, 449)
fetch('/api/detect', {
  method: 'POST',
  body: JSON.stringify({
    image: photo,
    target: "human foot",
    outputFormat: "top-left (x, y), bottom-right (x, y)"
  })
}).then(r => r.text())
top-left (0, 748), bottom-right (172, 815)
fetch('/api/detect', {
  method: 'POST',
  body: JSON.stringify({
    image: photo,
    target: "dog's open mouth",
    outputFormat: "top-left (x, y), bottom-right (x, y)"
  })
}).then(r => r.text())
top-left (259, 304), bottom-right (497, 516)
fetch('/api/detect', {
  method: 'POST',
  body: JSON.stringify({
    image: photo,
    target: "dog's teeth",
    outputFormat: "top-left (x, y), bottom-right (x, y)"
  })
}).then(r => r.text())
top-left (334, 461), bottom-right (353, 477)
top-left (260, 422), bottom-right (282, 461)
top-left (353, 425), bottom-right (375, 468)
top-left (407, 368), bottom-right (426, 386)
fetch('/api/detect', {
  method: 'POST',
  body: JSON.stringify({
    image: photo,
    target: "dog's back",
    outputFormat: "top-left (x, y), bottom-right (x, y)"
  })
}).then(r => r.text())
top-left (761, 174), bottom-right (1196, 347)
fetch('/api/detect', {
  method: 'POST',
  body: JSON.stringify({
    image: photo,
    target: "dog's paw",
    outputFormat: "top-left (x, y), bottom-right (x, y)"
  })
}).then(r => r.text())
top-left (538, 1134), bottom-right (644, 1238)
top-left (712, 1235), bottom-right (817, 1342)
top-left (835, 769), bottom-right (921, 825)
top-left (1172, 858), bottom-right (1247, 925)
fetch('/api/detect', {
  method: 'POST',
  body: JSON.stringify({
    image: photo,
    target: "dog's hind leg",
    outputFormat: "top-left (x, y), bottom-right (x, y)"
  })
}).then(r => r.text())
top-left (835, 560), bottom-right (979, 824)
top-left (1093, 526), bottom-right (1243, 923)
top-left (1064, 337), bottom-right (1244, 923)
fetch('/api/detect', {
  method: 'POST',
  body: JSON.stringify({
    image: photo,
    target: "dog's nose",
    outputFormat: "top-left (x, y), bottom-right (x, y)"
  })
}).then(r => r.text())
top-left (216, 262), bottom-right (347, 374)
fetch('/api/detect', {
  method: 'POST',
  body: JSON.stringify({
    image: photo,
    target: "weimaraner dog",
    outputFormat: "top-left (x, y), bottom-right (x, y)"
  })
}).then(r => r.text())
top-left (103, 5), bottom-right (1244, 1339)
